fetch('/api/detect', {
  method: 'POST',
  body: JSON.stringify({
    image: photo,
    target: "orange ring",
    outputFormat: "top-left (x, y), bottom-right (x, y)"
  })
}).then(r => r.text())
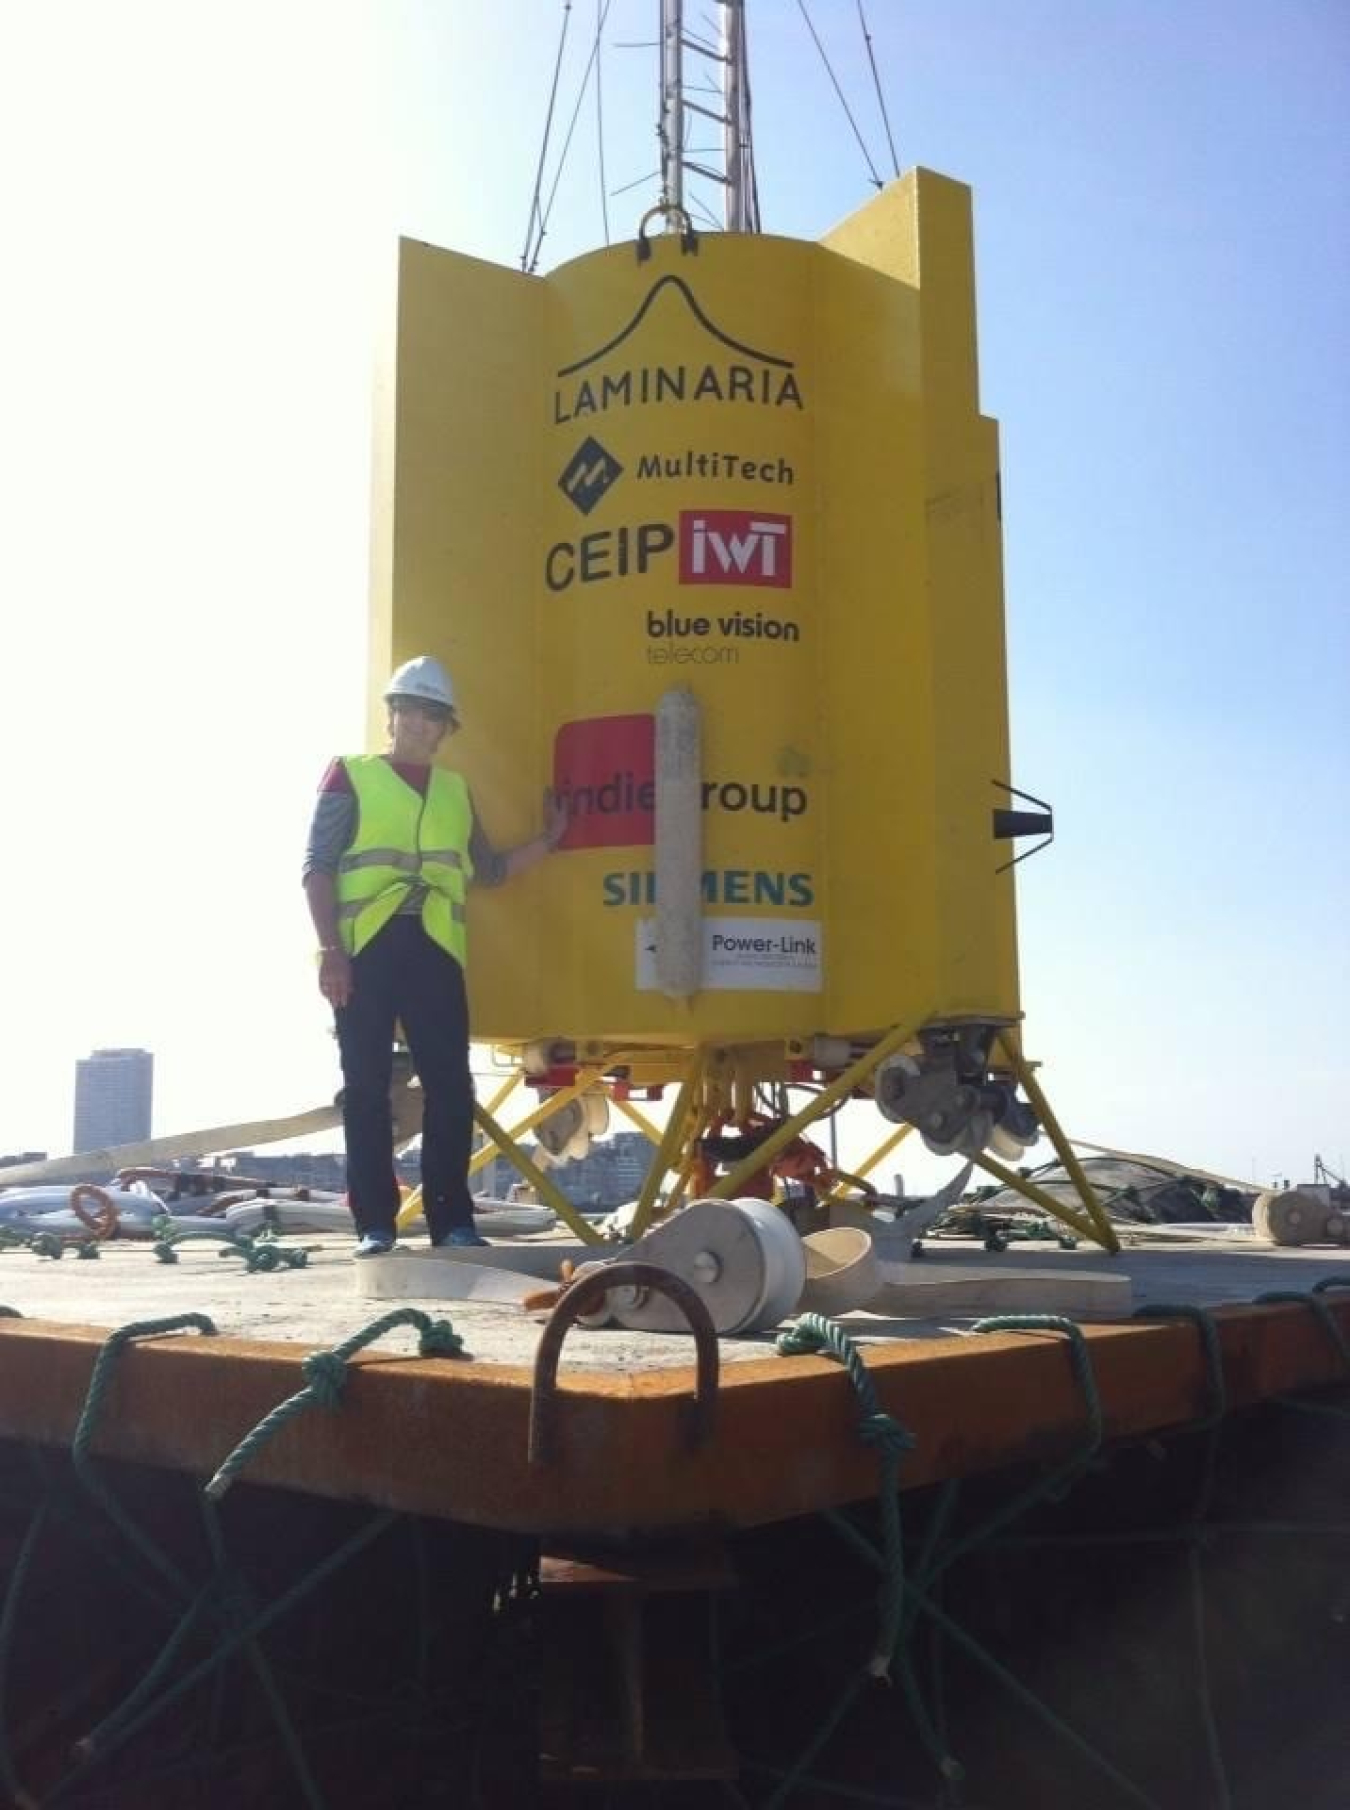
top-left (70, 1183), bottom-right (120, 1241)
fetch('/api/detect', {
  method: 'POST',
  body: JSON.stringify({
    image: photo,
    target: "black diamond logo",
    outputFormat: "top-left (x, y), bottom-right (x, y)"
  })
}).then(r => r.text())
top-left (558, 436), bottom-right (624, 515)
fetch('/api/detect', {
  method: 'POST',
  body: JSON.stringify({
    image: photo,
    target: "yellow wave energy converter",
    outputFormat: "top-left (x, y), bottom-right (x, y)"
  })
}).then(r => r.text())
top-left (370, 172), bottom-right (1019, 1057)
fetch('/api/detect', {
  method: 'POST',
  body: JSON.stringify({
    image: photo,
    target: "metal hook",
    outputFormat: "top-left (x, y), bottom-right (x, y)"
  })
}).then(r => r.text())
top-left (635, 201), bottom-right (699, 261)
top-left (529, 1261), bottom-right (719, 1464)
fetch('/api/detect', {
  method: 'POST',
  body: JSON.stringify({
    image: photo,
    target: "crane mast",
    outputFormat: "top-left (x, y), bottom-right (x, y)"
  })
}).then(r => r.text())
top-left (659, 0), bottom-right (757, 231)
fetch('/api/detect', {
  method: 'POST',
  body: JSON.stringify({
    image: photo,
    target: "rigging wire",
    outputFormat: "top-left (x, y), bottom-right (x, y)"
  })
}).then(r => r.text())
top-left (855, 0), bottom-right (900, 178)
top-left (595, 0), bottom-right (610, 243)
top-left (686, 194), bottom-right (725, 231)
top-left (520, 1), bottom-right (573, 272)
top-left (741, 0), bottom-right (763, 231)
top-left (794, 0), bottom-right (884, 190)
top-left (528, 0), bottom-right (615, 272)
top-left (609, 166), bottom-right (662, 198)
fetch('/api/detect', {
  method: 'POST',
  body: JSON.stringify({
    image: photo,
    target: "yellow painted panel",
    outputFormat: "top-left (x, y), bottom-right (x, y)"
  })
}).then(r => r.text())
top-left (369, 169), bottom-right (1021, 1051)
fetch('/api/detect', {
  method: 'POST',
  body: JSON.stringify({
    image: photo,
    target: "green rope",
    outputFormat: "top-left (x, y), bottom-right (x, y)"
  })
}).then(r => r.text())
top-left (198, 1499), bottom-right (326, 1810)
top-left (204, 1308), bottom-right (466, 1502)
top-left (775, 1315), bottom-right (915, 1677)
top-left (990, 1519), bottom-right (1350, 1549)
top-left (913, 1585), bottom-right (1163, 1810)
top-left (820, 1508), bottom-right (961, 1791)
top-left (55, 1507), bottom-right (398, 1790)
top-left (902, 1477), bottom-right (958, 1644)
top-left (936, 1315), bottom-right (1103, 1570)
top-left (1252, 1288), bottom-right (1350, 1369)
top-left (0, 1502), bottom-right (48, 1810)
top-left (824, 1512), bottom-right (1161, 1809)
top-left (723, 1601), bottom-right (872, 1679)
top-left (1270, 1284), bottom-right (1350, 1427)
top-left (1273, 1394), bottom-right (1350, 1423)
top-left (1186, 1543), bottom-right (1231, 1810)
top-left (72, 1583), bottom-right (216, 1763)
top-left (742, 1756), bottom-right (939, 1805)
top-left (1127, 1303), bottom-right (1235, 1810)
top-left (1131, 1303), bottom-right (1227, 1523)
top-left (1132, 1303), bottom-right (1227, 1430)
top-left (769, 1315), bottom-right (952, 1805)
top-left (758, 1670), bottom-right (872, 1810)
top-left (71, 1314), bottom-right (218, 1596)
top-left (150, 1217), bottom-right (310, 1273)
top-left (217, 1232), bottom-right (310, 1273)
top-left (973, 1308), bottom-right (1230, 1806)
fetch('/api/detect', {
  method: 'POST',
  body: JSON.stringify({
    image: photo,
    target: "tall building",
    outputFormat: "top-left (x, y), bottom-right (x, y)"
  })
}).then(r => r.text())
top-left (72, 1048), bottom-right (154, 1153)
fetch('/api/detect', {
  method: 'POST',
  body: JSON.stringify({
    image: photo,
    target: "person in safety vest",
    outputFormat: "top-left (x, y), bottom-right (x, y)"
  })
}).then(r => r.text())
top-left (302, 655), bottom-right (565, 1257)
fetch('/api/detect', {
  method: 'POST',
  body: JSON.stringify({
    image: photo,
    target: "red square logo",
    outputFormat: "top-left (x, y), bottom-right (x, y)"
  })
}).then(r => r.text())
top-left (678, 510), bottom-right (792, 587)
top-left (553, 715), bottom-right (656, 850)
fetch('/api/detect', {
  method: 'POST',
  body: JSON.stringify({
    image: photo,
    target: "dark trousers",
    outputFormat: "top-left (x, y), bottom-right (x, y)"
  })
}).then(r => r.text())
top-left (334, 914), bottom-right (475, 1241)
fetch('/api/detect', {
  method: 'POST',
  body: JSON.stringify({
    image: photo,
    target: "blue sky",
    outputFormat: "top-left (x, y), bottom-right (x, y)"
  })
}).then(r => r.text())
top-left (0, 0), bottom-right (1345, 1185)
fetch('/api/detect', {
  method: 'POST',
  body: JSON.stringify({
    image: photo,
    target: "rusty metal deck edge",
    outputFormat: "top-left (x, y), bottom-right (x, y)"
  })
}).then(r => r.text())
top-left (1, 1300), bottom-right (1346, 1535)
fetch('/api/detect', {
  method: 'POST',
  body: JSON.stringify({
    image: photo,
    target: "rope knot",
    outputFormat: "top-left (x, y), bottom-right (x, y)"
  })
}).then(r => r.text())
top-left (418, 1318), bottom-right (466, 1359)
top-left (858, 1410), bottom-right (916, 1457)
top-left (301, 1349), bottom-right (348, 1406)
top-left (775, 1320), bottom-right (827, 1358)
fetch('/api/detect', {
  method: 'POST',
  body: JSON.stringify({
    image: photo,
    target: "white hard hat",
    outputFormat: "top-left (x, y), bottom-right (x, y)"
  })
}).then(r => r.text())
top-left (384, 655), bottom-right (457, 715)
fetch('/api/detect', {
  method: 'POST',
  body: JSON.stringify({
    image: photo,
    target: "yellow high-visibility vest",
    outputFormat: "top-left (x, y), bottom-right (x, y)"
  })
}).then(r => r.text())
top-left (335, 757), bottom-right (474, 963)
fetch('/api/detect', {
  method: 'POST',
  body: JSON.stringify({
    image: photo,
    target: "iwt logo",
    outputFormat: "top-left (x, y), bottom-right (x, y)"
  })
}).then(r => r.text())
top-left (678, 510), bottom-right (792, 588)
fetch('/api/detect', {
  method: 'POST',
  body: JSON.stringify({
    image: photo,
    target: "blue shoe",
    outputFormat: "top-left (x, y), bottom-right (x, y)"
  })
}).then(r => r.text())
top-left (353, 1232), bottom-right (395, 1258)
top-left (436, 1226), bottom-right (488, 1249)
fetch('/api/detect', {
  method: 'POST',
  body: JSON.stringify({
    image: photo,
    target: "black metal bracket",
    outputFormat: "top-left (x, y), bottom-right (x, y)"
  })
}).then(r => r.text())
top-left (992, 779), bottom-right (1055, 873)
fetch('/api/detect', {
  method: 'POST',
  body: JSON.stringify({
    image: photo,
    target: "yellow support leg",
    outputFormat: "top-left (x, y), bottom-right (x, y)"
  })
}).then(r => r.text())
top-left (481, 1070), bottom-right (521, 1118)
top-left (397, 1072), bottom-right (598, 1228)
top-left (472, 1099), bottom-right (604, 1246)
top-left (966, 1149), bottom-right (1105, 1244)
top-left (467, 1070), bottom-right (601, 1177)
top-left (611, 1095), bottom-right (664, 1144)
top-left (395, 1184), bottom-right (424, 1232)
top-left (996, 1034), bottom-right (1120, 1254)
top-left (822, 1121), bottom-right (914, 1205)
top-left (710, 1018), bottom-right (923, 1200)
top-left (627, 1050), bottom-right (708, 1239)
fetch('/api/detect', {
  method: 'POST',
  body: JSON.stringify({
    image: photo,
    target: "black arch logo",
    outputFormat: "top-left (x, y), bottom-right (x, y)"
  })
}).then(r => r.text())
top-left (556, 274), bottom-right (795, 378)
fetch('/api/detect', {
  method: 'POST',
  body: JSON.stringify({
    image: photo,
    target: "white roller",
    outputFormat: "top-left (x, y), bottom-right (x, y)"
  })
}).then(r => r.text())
top-left (602, 1196), bottom-right (806, 1335)
top-left (654, 686), bottom-right (703, 998)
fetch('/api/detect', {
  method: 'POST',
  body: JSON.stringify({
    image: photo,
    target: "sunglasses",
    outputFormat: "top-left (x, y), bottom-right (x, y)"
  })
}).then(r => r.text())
top-left (390, 698), bottom-right (456, 728)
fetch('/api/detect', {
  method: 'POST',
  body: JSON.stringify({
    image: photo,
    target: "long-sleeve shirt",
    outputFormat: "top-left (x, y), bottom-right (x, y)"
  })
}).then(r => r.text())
top-left (301, 757), bottom-right (507, 891)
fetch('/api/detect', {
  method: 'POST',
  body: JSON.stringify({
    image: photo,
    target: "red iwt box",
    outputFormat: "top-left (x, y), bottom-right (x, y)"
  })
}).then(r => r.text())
top-left (678, 509), bottom-right (792, 588)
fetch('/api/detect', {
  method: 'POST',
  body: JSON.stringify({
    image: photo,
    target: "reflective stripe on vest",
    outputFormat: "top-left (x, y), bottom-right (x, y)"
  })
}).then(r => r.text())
top-left (335, 757), bottom-right (474, 962)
